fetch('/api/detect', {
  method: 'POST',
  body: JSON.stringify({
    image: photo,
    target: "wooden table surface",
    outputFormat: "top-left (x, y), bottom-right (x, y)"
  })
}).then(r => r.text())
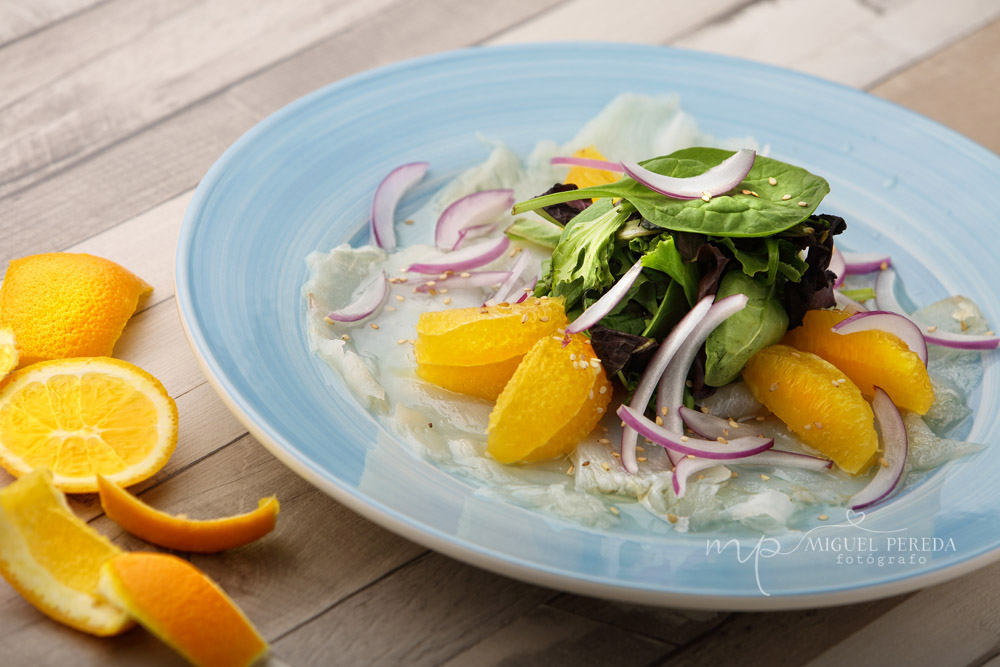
top-left (2, 1), bottom-right (999, 665)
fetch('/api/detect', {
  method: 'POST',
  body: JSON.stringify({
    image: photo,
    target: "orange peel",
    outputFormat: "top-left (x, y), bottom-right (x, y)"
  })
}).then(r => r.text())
top-left (96, 476), bottom-right (279, 553)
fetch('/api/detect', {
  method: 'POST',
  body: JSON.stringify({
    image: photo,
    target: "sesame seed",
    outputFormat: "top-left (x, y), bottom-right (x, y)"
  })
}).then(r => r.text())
top-left (440, 288), bottom-right (449, 294)
top-left (687, 454), bottom-right (696, 459)
top-left (701, 193), bottom-right (711, 202)
top-left (611, 452), bottom-right (620, 458)
top-left (832, 380), bottom-right (839, 387)
top-left (655, 416), bottom-right (663, 426)
top-left (397, 277), bottom-right (408, 283)
top-left (880, 261), bottom-right (889, 271)
top-left (790, 351), bottom-right (800, 357)
top-left (566, 465), bottom-right (575, 475)
top-left (804, 424), bottom-right (812, 430)
top-left (729, 419), bottom-right (740, 429)
top-left (681, 436), bottom-right (689, 442)
top-left (961, 320), bottom-right (970, 332)
top-left (731, 471), bottom-right (739, 478)
top-left (667, 513), bottom-right (679, 524)
top-left (341, 334), bottom-right (351, 341)
top-left (570, 354), bottom-right (576, 361)
top-left (426, 280), bottom-right (436, 287)
top-left (582, 461), bottom-right (590, 467)
top-left (443, 297), bottom-right (452, 305)
top-left (814, 422), bottom-right (823, 429)
top-left (700, 406), bottom-right (709, 414)
top-left (685, 380), bottom-right (693, 388)
top-left (540, 316), bottom-right (550, 322)
top-left (768, 177), bottom-right (777, 186)
top-left (750, 191), bottom-right (760, 198)
top-left (636, 445), bottom-right (645, 452)
top-left (386, 306), bottom-right (397, 312)
top-left (460, 272), bottom-right (471, 278)
top-left (926, 325), bottom-right (938, 333)
top-left (601, 462), bottom-right (611, 471)
top-left (439, 272), bottom-right (450, 280)
top-left (521, 314), bottom-right (528, 323)
top-left (717, 436), bottom-right (728, 444)
top-left (760, 474), bottom-right (770, 481)
top-left (395, 294), bottom-right (405, 302)
top-left (409, 339), bottom-right (417, 345)
top-left (661, 406), bottom-right (669, 416)
top-left (620, 420), bottom-right (626, 427)
top-left (404, 219), bottom-right (414, 225)
top-left (370, 323), bottom-right (379, 330)
top-left (428, 289), bottom-right (437, 296)
top-left (598, 438), bottom-right (610, 445)
top-left (596, 407), bottom-right (604, 414)
top-left (755, 416), bottom-right (766, 422)
top-left (637, 456), bottom-right (647, 462)
top-left (880, 457), bottom-right (889, 468)
top-left (599, 386), bottom-right (607, 395)
top-left (818, 514), bottom-right (829, 521)
top-left (797, 201), bottom-right (808, 207)
top-left (590, 359), bottom-right (600, 368)
top-left (723, 429), bottom-right (729, 437)
top-left (396, 338), bottom-right (407, 345)
top-left (782, 194), bottom-right (792, 200)
top-left (609, 506), bottom-right (619, 516)
top-left (589, 390), bottom-right (594, 399)
top-left (697, 474), bottom-right (705, 480)
top-left (741, 189), bottom-right (752, 195)
top-left (769, 382), bottom-right (779, 392)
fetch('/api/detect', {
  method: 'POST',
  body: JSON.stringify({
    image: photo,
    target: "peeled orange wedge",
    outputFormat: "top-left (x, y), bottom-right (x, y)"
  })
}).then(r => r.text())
top-left (0, 253), bottom-right (151, 366)
top-left (0, 357), bottom-right (178, 493)
top-left (99, 552), bottom-right (268, 667)
top-left (743, 344), bottom-right (878, 474)
top-left (416, 356), bottom-right (523, 401)
top-left (0, 470), bottom-right (132, 636)
top-left (97, 476), bottom-right (279, 553)
top-left (487, 332), bottom-right (612, 463)
top-left (563, 146), bottom-right (621, 194)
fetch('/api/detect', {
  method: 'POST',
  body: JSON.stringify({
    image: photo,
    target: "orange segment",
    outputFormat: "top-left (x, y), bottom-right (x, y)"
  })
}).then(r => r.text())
top-left (564, 146), bottom-right (621, 196)
top-left (0, 358), bottom-right (178, 493)
top-left (97, 476), bottom-right (279, 553)
top-left (488, 333), bottom-right (611, 463)
top-left (416, 355), bottom-right (523, 401)
top-left (743, 344), bottom-right (877, 474)
top-left (783, 309), bottom-right (934, 414)
top-left (0, 328), bottom-right (18, 379)
top-left (0, 253), bottom-right (151, 366)
top-left (0, 470), bottom-right (132, 636)
top-left (415, 297), bottom-right (568, 366)
top-left (99, 552), bottom-right (267, 667)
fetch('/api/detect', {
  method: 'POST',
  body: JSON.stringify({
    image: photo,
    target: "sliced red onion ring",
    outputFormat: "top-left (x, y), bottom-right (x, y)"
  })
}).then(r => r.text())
top-left (834, 290), bottom-right (869, 314)
top-left (833, 311), bottom-right (928, 365)
top-left (514, 279), bottom-right (537, 303)
top-left (672, 449), bottom-right (832, 498)
top-left (566, 259), bottom-right (644, 335)
top-left (658, 295), bottom-right (750, 435)
top-left (620, 149), bottom-right (756, 200)
top-left (550, 156), bottom-right (624, 172)
top-left (453, 223), bottom-right (498, 249)
top-left (372, 162), bottom-right (428, 252)
top-left (413, 271), bottom-right (511, 294)
top-left (842, 252), bottom-right (892, 275)
top-left (830, 247), bottom-right (846, 289)
top-left (620, 296), bottom-right (715, 474)
top-left (618, 405), bottom-right (773, 460)
top-left (435, 189), bottom-right (514, 251)
top-left (875, 268), bottom-right (999, 350)
top-left (679, 406), bottom-right (761, 440)
top-left (491, 252), bottom-right (535, 304)
top-left (849, 387), bottom-right (907, 510)
top-left (407, 236), bottom-right (510, 274)
top-left (326, 271), bottom-right (388, 322)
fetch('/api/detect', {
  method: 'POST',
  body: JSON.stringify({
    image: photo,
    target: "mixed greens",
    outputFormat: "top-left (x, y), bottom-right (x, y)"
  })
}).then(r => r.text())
top-left (511, 147), bottom-right (845, 398)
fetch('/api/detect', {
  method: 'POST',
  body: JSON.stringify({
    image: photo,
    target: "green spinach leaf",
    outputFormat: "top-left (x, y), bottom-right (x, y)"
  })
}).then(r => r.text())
top-left (704, 271), bottom-right (788, 386)
top-left (640, 235), bottom-right (698, 305)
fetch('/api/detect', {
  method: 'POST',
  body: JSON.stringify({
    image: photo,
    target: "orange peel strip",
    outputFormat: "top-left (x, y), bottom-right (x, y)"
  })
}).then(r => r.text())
top-left (97, 476), bottom-right (279, 553)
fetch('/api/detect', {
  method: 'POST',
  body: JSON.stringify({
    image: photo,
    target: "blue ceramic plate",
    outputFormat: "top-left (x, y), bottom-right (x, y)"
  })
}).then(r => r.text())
top-left (176, 44), bottom-right (1000, 609)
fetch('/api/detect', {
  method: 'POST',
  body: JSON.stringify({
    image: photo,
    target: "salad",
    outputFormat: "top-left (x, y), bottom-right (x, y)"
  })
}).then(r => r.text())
top-left (304, 95), bottom-right (995, 533)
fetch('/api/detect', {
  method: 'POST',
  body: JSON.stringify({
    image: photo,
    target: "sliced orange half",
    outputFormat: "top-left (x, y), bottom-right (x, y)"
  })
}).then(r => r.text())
top-left (99, 552), bottom-right (268, 667)
top-left (97, 476), bottom-right (279, 553)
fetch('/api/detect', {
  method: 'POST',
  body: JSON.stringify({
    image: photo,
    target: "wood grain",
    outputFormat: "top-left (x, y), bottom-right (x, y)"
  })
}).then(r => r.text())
top-left (0, 0), bottom-right (104, 47)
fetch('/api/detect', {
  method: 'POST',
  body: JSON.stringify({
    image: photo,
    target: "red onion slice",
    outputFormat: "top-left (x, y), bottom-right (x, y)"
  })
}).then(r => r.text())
top-left (619, 296), bottom-right (715, 474)
top-left (875, 268), bottom-right (999, 350)
top-left (620, 149), bottom-right (756, 200)
top-left (435, 189), bottom-right (514, 251)
top-left (326, 271), bottom-right (388, 323)
top-left (514, 279), bottom-right (537, 303)
top-left (566, 259), bottom-right (643, 335)
top-left (672, 449), bottom-right (832, 498)
top-left (407, 236), bottom-right (510, 274)
top-left (834, 290), bottom-right (869, 314)
top-left (842, 252), bottom-right (892, 275)
top-left (679, 406), bottom-right (761, 440)
top-left (830, 247), bottom-right (846, 289)
top-left (618, 405), bottom-right (773, 460)
top-left (550, 156), bottom-right (624, 172)
top-left (413, 271), bottom-right (511, 294)
top-left (849, 387), bottom-right (907, 510)
top-left (833, 310), bottom-right (928, 365)
top-left (372, 162), bottom-right (429, 252)
top-left (453, 223), bottom-right (498, 249)
top-left (491, 252), bottom-right (535, 304)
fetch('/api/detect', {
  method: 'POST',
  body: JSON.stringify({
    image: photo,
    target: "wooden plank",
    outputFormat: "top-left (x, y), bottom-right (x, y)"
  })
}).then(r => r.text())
top-left (870, 19), bottom-right (1000, 152)
top-left (806, 560), bottom-right (1000, 667)
top-left (441, 603), bottom-right (675, 666)
top-left (0, 0), bottom-right (104, 47)
top-left (485, 0), bottom-right (749, 45)
top-left (659, 595), bottom-right (909, 666)
top-left (271, 552), bottom-right (555, 666)
top-left (0, 0), bottom-right (401, 199)
top-left (0, 0), bottom-right (200, 107)
top-left (112, 298), bottom-right (203, 399)
top-left (0, 0), bottom-right (566, 271)
top-left (547, 595), bottom-right (728, 645)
